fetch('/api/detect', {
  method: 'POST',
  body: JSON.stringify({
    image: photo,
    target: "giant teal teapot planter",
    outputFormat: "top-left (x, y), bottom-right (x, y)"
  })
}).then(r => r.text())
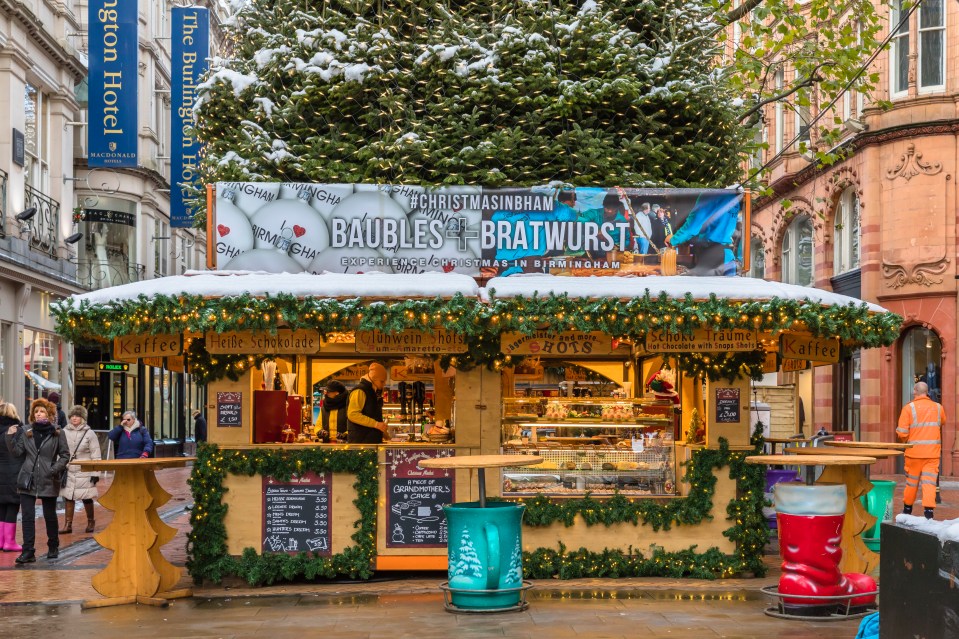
top-left (444, 501), bottom-right (527, 610)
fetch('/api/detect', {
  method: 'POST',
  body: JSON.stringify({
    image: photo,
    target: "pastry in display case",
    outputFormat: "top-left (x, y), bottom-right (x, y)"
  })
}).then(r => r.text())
top-left (500, 397), bottom-right (677, 496)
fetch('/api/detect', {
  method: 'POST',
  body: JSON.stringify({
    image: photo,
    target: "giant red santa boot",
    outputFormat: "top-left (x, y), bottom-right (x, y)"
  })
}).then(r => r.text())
top-left (774, 482), bottom-right (877, 616)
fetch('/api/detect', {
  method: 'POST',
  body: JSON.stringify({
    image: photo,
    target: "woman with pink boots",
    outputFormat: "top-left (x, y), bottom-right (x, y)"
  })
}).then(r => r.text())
top-left (58, 405), bottom-right (101, 534)
top-left (0, 402), bottom-right (24, 552)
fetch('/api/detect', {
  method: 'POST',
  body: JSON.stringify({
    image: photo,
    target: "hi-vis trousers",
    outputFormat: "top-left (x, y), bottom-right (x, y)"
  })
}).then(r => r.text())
top-left (903, 457), bottom-right (940, 509)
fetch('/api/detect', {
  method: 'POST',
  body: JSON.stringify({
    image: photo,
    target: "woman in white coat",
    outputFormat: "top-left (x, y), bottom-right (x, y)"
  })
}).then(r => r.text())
top-left (59, 405), bottom-right (101, 534)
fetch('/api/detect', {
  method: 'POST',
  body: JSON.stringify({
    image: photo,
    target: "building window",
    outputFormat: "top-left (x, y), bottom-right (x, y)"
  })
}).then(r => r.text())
top-left (833, 350), bottom-right (861, 437)
top-left (154, 218), bottom-right (169, 277)
top-left (23, 83), bottom-right (50, 192)
top-left (781, 216), bottom-right (813, 286)
top-left (901, 327), bottom-right (942, 405)
top-left (833, 187), bottom-right (861, 275)
top-left (774, 67), bottom-right (784, 153)
top-left (918, 0), bottom-right (945, 91)
top-left (749, 237), bottom-right (765, 278)
top-left (890, 0), bottom-right (910, 96)
top-left (23, 328), bottom-right (62, 407)
top-left (794, 70), bottom-right (811, 151)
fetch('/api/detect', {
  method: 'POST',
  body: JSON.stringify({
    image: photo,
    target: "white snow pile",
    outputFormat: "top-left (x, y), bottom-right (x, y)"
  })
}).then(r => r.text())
top-left (895, 513), bottom-right (959, 545)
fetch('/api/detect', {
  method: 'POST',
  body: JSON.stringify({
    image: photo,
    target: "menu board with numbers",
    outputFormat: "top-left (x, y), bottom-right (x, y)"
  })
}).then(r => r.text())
top-left (715, 387), bottom-right (741, 424)
top-left (216, 391), bottom-right (242, 427)
top-left (262, 472), bottom-right (331, 555)
top-left (386, 448), bottom-right (455, 549)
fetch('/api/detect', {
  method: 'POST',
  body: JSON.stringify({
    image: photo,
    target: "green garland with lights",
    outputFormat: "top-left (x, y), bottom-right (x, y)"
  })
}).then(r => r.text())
top-left (187, 443), bottom-right (378, 586)
top-left (672, 350), bottom-right (768, 383)
top-left (53, 291), bottom-right (901, 381)
top-left (185, 338), bottom-right (272, 384)
top-left (518, 436), bottom-right (768, 579)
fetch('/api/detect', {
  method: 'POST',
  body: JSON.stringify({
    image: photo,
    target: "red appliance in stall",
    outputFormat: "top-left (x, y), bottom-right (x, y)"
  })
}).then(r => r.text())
top-left (253, 390), bottom-right (288, 443)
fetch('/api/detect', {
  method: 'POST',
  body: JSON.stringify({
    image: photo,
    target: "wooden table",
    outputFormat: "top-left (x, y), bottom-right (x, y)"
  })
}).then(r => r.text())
top-left (418, 454), bottom-right (542, 507)
top-left (72, 458), bottom-right (194, 609)
top-left (764, 436), bottom-right (811, 455)
top-left (785, 447), bottom-right (903, 575)
top-left (746, 453), bottom-right (880, 575)
top-left (825, 441), bottom-right (913, 451)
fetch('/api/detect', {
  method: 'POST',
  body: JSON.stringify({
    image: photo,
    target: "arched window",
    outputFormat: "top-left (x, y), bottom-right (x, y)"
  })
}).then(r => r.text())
top-left (834, 187), bottom-right (860, 275)
top-left (749, 237), bottom-right (765, 278)
top-left (901, 327), bottom-right (943, 405)
top-left (781, 216), bottom-right (813, 286)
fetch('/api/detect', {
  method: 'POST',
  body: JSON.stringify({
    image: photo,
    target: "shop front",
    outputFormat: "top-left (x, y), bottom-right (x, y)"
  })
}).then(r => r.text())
top-left (53, 266), bottom-right (900, 585)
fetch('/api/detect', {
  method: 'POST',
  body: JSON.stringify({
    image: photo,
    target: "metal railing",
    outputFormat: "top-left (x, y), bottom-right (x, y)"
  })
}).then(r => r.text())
top-left (0, 168), bottom-right (7, 238)
top-left (74, 260), bottom-right (146, 290)
top-left (23, 184), bottom-right (60, 258)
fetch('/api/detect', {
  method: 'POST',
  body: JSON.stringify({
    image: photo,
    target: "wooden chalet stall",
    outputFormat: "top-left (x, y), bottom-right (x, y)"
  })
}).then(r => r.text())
top-left (53, 270), bottom-right (901, 585)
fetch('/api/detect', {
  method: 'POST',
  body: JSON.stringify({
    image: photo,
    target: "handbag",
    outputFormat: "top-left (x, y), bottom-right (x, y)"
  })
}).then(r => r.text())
top-left (17, 472), bottom-right (35, 493)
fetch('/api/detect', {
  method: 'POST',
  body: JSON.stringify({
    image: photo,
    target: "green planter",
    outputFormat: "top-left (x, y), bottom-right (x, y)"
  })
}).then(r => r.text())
top-left (860, 479), bottom-right (897, 541)
top-left (444, 501), bottom-right (526, 610)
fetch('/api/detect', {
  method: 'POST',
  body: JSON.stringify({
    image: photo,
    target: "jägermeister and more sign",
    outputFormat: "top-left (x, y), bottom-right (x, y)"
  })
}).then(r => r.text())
top-left (779, 334), bottom-right (840, 363)
top-left (500, 331), bottom-right (613, 356)
top-left (205, 329), bottom-right (321, 354)
top-left (355, 329), bottom-right (467, 354)
top-left (645, 329), bottom-right (758, 353)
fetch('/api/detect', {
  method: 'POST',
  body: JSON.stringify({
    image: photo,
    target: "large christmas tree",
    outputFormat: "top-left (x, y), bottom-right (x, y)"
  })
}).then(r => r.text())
top-left (194, 0), bottom-right (749, 202)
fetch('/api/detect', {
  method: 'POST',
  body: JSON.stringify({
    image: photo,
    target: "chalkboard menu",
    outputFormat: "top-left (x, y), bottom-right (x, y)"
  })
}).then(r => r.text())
top-left (216, 391), bottom-right (242, 427)
top-left (715, 387), bottom-right (741, 424)
top-left (262, 472), bottom-right (332, 555)
top-left (386, 448), bottom-right (455, 549)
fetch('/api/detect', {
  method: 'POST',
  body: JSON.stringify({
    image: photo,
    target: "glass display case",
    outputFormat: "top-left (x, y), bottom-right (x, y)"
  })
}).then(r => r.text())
top-left (500, 397), bottom-right (677, 496)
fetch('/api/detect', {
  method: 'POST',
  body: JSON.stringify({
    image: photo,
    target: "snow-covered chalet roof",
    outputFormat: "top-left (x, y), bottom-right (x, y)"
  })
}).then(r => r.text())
top-left (483, 275), bottom-right (889, 313)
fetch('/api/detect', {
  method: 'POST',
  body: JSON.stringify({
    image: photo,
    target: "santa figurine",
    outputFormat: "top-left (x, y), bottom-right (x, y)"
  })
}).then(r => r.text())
top-left (647, 369), bottom-right (680, 405)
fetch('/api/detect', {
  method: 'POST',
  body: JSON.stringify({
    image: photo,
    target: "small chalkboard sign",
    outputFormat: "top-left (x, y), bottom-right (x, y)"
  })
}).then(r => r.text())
top-left (216, 391), bottom-right (242, 427)
top-left (386, 448), bottom-right (454, 549)
top-left (262, 472), bottom-right (331, 555)
top-left (715, 387), bottom-right (741, 424)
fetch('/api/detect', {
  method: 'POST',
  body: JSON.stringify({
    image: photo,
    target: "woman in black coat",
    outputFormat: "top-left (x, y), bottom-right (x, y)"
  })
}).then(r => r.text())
top-left (5, 398), bottom-right (69, 563)
top-left (0, 402), bottom-right (24, 552)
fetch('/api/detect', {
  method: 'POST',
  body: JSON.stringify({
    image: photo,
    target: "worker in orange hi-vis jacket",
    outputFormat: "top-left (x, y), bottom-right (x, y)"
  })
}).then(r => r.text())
top-left (896, 381), bottom-right (945, 519)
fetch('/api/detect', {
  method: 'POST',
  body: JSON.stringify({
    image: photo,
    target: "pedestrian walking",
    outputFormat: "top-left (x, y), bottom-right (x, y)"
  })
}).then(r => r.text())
top-left (107, 411), bottom-right (154, 459)
top-left (47, 392), bottom-right (67, 429)
top-left (897, 381), bottom-right (945, 519)
top-left (59, 405), bottom-right (102, 534)
top-left (5, 398), bottom-right (70, 563)
top-left (192, 409), bottom-right (207, 443)
top-left (0, 401), bottom-right (25, 552)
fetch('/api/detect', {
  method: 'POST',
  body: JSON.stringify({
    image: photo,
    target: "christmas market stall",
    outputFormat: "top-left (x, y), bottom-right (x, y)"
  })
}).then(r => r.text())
top-left (53, 268), bottom-right (901, 586)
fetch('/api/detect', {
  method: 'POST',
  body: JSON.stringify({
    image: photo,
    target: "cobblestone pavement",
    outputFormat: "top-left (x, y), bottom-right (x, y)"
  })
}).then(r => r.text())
top-left (1, 466), bottom-right (956, 638)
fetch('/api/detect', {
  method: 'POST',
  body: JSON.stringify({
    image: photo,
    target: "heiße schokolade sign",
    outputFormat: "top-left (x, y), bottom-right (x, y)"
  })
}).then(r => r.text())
top-left (205, 329), bottom-right (321, 354)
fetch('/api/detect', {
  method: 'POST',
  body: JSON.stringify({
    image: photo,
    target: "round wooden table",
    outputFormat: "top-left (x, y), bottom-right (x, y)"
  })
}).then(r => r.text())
top-left (418, 454), bottom-right (542, 507)
top-left (72, 457), bottom-right (194, 609)
top-left (747, 453), bottom-right (881, 574)
top-left (825, 440), bottom-right (914, 451)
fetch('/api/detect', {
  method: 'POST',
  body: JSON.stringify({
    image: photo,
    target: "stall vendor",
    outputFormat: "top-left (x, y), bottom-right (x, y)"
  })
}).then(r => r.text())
top-left (315, 381), bottom-right (348, 443)
top-left (347, 362), bottom-right (388, 444)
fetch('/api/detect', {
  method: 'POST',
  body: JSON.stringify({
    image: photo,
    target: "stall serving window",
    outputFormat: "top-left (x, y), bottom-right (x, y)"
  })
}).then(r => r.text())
top-left (500, 361), bottom-right (679, 497)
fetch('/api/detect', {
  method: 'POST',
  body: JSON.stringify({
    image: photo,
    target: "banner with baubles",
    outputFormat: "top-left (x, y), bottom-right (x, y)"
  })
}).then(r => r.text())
top-left (212, 184), bottom-right (748, 278)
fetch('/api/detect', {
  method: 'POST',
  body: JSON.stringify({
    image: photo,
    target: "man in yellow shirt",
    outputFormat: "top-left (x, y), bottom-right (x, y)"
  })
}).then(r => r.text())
top-left (347, 362), bottom-right (389, 444)
top-left (897, 381), bottom-right (945, 519)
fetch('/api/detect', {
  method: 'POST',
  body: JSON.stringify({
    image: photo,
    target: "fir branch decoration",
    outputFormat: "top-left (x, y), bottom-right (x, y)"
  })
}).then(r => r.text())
top-left (187, 444), bottom-right (378, 586)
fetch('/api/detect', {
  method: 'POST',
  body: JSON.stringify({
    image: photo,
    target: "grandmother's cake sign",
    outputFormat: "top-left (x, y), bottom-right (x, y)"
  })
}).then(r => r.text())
top-left (212, 183), bottom-right (747, 278)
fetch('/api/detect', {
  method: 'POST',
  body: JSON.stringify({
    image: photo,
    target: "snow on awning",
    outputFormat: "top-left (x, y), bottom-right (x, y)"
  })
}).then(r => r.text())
top-left (69, 270), bottom-right (482, 305)
top-left (482, 275), bottom-right (889, 314)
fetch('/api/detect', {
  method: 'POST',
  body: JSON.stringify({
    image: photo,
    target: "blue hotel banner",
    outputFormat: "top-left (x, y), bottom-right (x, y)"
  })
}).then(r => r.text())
top-left (171, 7), bottom-right (210, 227)
top-left (88, 0), bottom-right (138, 167)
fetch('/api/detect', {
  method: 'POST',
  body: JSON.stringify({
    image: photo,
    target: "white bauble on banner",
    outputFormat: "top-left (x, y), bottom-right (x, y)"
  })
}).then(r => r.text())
top-left (307, 246), bottom-right (394, 274)
top-left (278, 184), bottom-right (353, 223)
top-left (249, 190), bottom-right (331, 269)
top-left (224, 248), bottom-right (303, 273)
top-left (329, 190), bottom-right (410, 229)
top-left (216, 182), bottom-right (281, 218)
top-left (214, 190), bottom-right (256, 266)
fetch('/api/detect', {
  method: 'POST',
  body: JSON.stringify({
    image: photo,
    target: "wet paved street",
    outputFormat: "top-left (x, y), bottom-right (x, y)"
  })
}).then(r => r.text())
top-left (1, 466), bottom-right (957, 638)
